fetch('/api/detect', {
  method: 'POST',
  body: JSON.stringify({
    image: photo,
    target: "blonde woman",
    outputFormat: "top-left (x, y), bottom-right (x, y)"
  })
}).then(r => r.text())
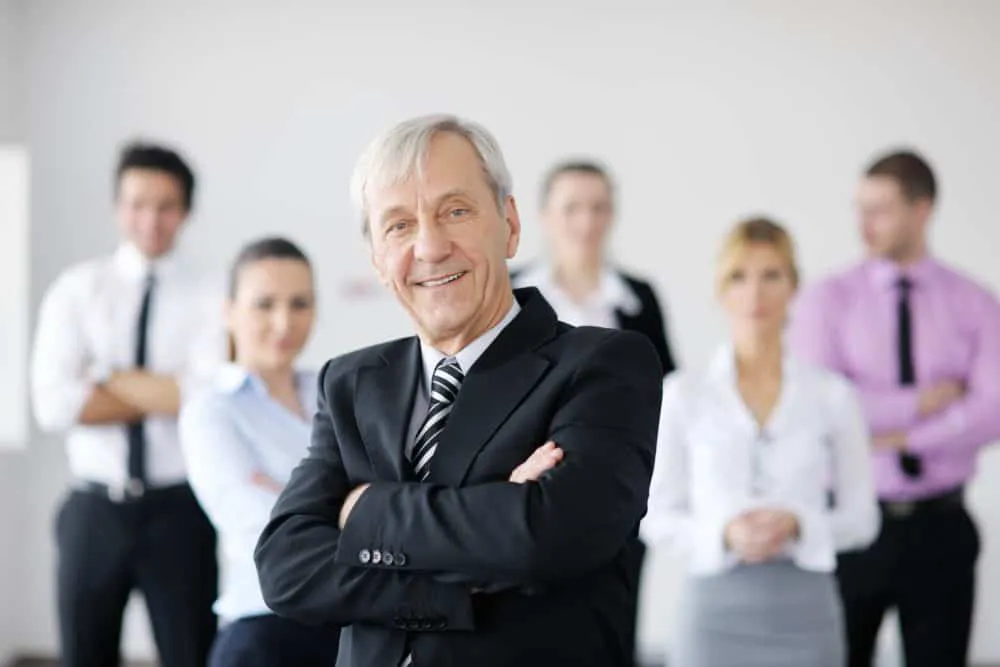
top-left (642, 218), bottom-right (880, 667)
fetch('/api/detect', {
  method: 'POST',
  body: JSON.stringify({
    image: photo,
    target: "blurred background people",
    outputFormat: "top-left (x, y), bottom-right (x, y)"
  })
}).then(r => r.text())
top-left (180, 237), bottom-right (340, 667)
top-left (512, 160), bottom-right (677, 377)
top-left (642, 218), bottom-right (880, 667)
top-left (29, 142), bottom-right (223, 667)
top-left (789, 151), bottom-right (1000, 667)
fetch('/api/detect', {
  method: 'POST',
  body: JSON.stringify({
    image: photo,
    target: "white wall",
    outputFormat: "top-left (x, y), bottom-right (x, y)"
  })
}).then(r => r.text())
top-left (10, 0), bottom-right (1000, 662)
top-left (0, 0), bottom-right (25, 662)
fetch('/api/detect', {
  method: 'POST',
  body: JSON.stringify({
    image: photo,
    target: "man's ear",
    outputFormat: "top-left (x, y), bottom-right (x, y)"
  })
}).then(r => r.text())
top-left (504, 196), bottom-right (522, 259)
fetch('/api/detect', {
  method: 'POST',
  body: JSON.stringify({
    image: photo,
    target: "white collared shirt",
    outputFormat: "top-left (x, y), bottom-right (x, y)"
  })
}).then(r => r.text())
top-left (179, 364), bottom-right (318, 623)
top-left (30, 243), bottom-right (227, 487)
top-left (641, 344), bottom-right (880, 575)
top-left (405, 297), bottom-right (521, 456)
top-left (512, 264), bottom-right (640, 329)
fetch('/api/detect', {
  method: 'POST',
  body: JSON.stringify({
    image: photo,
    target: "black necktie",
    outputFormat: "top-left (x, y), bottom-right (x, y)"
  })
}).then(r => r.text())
top-left (126, 272), bottom-right (155, 491)
top-left (896, 276), bottom-right (922, 478)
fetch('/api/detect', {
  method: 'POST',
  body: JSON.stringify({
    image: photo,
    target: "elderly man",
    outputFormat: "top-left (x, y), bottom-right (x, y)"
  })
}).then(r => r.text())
top-left (254, 115), bottom-right (662, 667)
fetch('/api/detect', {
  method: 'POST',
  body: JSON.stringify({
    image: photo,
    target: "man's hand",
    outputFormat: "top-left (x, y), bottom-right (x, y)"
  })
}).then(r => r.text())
top-left (509, 441), bottom-right (564, 484)
top-left (918, 379), bottom-right (965, 417)
top-left (339, 483), bottom-right (371, 529)
top-left (724, 509), bottom-right (799, 564)
top-left (873, 431), bottom-right (908, 452)
top-left (250, 471), bottom-right (284, 494)
top-left (103, 370), bottom-right (181, 415)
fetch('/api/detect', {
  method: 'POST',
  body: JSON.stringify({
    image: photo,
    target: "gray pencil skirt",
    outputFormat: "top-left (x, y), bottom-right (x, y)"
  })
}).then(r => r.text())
top-left (671, 559), bottom-right (845, 667)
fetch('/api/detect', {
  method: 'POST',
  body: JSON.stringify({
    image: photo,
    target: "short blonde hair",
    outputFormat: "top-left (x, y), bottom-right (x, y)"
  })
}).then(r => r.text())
top-left (716, 217), bottom-right (800, 293)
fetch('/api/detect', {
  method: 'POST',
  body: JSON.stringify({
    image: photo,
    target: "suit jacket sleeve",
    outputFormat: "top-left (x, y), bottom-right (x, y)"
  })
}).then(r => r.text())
top-left (335, 330), bottom-right (662, 585)
top-left (253, 361), bottom-right (476, 630)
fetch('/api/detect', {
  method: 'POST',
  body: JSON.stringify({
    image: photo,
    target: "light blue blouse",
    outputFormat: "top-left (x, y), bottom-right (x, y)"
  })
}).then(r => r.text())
top-left (179, 363), bottom-right (317, 624)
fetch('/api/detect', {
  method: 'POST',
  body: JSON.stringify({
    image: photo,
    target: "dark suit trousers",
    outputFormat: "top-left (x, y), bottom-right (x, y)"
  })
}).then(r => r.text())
top-left (836, 503), bottom-right (980, 667)
top-left (209, 614), bottom-right (340, 667)
top-left (56, 484), bottom-right (218, 667)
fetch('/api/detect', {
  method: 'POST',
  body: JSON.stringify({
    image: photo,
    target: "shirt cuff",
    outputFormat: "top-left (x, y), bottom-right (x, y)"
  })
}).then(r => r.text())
top-left (781, 505), bottom-right (829, 570)
top-left (693, 510), bottom-right (740, 574)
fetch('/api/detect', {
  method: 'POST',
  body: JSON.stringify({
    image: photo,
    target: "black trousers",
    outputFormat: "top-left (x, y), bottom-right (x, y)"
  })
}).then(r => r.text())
top-left (209, 614), bottom-right (340, 667)
top-left (836, 503), bottom-right (980, 667)
top-left (56, 484), bottom-right (219, 667)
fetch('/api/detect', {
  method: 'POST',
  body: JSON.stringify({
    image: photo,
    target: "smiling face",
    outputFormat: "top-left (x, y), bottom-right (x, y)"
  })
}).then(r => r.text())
top-left (227, 257), bottom-right (316, 374)
top-left (115, 168), bottom-right (188, 259)
top-left (366, 132), bottom-right (521, 354)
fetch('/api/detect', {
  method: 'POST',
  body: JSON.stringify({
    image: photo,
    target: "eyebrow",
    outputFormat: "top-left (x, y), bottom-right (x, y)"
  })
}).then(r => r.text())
top-left (378, 205), bottom-right (412, 229)
top-left (435, 188), bottom-right (475, 204)
top-left (377, 189), bottom-right (477, 228)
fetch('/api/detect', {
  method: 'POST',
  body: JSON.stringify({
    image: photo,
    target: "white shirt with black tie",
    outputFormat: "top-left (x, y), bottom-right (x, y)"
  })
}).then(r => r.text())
top-left (30, 242), bottom-right (227, 490)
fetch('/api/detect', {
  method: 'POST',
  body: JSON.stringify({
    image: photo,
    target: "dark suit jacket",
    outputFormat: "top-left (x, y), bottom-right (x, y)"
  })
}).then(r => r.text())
top-left (254, 287), bottom-right (662, 667)
top-left (510, 266), bottom-right (677, 377)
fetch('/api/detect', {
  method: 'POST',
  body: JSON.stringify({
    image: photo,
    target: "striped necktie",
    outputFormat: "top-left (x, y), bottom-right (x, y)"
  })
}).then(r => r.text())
top-left (401, 358), bottom-right (464, 666)
top-left (410, 358), bottom-right (464, 481)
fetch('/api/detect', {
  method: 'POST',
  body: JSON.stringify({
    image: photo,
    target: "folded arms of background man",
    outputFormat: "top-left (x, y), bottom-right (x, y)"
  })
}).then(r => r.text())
top-left (30, 272), bottom-right (223, 431)
top-left (790, 282), bottom-right (1000, 453)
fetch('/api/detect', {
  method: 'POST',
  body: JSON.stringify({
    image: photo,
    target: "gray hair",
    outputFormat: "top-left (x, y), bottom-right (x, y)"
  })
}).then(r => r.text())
top-left (350, 114), bottom-right (514, 237)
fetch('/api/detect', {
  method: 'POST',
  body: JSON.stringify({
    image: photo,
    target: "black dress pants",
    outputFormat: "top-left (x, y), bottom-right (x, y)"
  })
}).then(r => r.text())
top-left (56, 484), bottom-right (219, 667)
top-left (209, 614), bottom-right (340, 667)
top-left (836, 502), bottom-right (980, 667)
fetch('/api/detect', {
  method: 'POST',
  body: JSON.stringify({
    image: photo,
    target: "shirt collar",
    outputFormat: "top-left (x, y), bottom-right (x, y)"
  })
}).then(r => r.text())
top-left (215, 363), bottom-right (256, 394)
top-left (113, 242), bottom-right (179, 281)
top-left (516, 263), bottom-right (642, 316)
top-left (707, 342), bottom-right (799, 386)
top-left (418, 297), bottom-right (521, 390)
top-left (214, 362), bottom-right (315, 403)
top-left (866, 255), bottom-right (938, 290)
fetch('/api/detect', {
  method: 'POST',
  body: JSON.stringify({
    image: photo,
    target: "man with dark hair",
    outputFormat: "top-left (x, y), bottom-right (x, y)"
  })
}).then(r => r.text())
top-left (789, 149), bottom-right (1000, 667)
top-left (31, 140), bottom-right (225, 667)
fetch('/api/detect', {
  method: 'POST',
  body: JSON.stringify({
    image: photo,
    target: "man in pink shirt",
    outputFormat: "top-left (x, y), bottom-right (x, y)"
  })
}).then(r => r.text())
top-left (788, 150), bottom-right (1000, 667)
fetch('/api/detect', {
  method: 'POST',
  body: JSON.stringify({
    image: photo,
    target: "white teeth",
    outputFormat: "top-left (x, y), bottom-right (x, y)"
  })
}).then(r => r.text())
top-left (421, 272), bottom-right (464, 287)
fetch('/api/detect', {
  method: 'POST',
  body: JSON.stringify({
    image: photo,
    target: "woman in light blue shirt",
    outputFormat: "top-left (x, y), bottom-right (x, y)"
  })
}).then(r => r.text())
top-left (179, 237), bottom-right (339, 667)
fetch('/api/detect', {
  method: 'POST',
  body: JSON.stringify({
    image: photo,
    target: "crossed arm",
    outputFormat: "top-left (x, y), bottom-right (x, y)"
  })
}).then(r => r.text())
top-left (254, 332), bottom-right (662, 630)
top-left (789, 283), bottom-right (1000, 454)
top-left (30, 275), bottom-right (223, 432)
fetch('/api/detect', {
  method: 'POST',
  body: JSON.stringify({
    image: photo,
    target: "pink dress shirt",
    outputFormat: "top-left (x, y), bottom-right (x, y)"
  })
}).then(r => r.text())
top-left (788, 257), bottom-right (1000, 501)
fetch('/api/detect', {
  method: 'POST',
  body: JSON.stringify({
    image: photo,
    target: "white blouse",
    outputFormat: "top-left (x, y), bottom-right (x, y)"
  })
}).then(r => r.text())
top-left (641, 345), bottom-right (880, 576)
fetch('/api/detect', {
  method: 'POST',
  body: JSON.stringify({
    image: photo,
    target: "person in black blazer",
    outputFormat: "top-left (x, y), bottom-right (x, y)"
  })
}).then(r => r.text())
top-left (253, 115), bottom-right (662, 667)
top-left (511, 160), bottom-right (677, 377)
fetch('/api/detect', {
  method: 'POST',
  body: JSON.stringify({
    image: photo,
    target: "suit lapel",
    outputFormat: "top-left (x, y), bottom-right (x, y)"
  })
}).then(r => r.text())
top-left (356, 338), bottom-right (421, 482)
top-left (430, 288), bottom-right (558, 486)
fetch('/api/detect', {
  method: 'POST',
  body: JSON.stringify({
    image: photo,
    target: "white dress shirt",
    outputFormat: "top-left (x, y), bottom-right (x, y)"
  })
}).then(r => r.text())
top-left (641, 344), bottom-right (880, 576)
top-left (512, 264), bottom-right (640, 329)
top-left (405, 298), bottom-right (521, 456)
top-left (179, 364), bottom-right (317, 623)
top-left (30, 243), bottom-right (226, 488)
